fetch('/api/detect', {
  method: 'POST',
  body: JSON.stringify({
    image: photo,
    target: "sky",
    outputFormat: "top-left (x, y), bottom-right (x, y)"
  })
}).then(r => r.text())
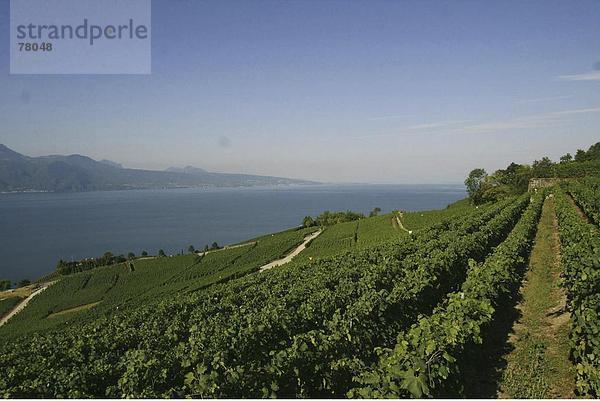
top-left (0, 0), bottom-right (599, 184)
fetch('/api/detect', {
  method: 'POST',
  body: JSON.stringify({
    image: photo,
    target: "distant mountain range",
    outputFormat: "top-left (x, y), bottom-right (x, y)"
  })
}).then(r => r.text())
top-left (0, 144), bottom-right (317, 192)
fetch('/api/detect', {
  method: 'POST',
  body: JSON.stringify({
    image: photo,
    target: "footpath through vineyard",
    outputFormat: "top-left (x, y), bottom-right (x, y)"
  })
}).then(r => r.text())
top-left (498, 196), bottom-right (576, 398)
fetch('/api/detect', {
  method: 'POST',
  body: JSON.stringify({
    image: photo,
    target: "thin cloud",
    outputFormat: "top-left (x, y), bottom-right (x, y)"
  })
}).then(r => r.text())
top-left (355, 106), bottom-right (600, 139)
top-left (516, 95), bottom-right (573, 104)
top-left (557, 71), bottom-right (600, 81)
top-left (553, 107), bottom-right (600, 115)
top-left (452, 106), bottom-right (600, 134)
top-left (406, 120), bottom-right (471, 130)
top-left (453, 117), bottom-right (556, 134)
top-left (367, 114), bottom-right (412, 121)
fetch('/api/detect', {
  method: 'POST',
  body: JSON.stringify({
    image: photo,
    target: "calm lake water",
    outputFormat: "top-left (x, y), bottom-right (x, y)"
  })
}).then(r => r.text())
top-left (0, 184), bottom-right (465, 282)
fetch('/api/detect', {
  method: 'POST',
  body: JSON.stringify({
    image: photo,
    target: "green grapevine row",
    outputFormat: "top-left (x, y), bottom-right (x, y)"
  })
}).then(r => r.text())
top-left (349, 193), bottom-right (543, 397)
top-left (229, 196), bottom-right (530, 397)
top-left (566, 178), bottom-right (600, 226)
top-left (555, 190), bottom-right (600, 396)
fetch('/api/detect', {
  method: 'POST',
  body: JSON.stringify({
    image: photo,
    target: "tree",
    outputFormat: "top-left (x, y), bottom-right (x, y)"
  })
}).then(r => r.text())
top-left (532, 157), bottom-right (555, 178)
top-left (204, 244), bottom-right (209, 252)
top-left (158, 249), bottom-right (166, 257)
top-left (464, 168), bottom-right (487, 204)
top-left (0, 280), bottom-right (11, 291)
top-left (141, 251), bottom-right (148, 257)
top-left (127, 252), bottom-right (136, 260)
top-left (210, 242), bottom-right (220, 250)
top-left (314, 210), bottom-right (364, 226)
top-left (480, 181), bottom-right (513, 203)
top-left (302, 216), bottom-right (315, 228)
top-left (369, 207), bottom-right (382, 217)
top-left (513, 164), bottom-right (533, 193)
top-left (560, 153), bottom-right (573, 163)
top-left (574, 149), bottom-right (587, 162)
top-left (188, 245), bottom-right (196, 253)
top-left (17, 279), bottom-right (31, 288)
top-left (586, 141), bottom-right (600, 160)
top-left (489, 163), bottom-right (532, 195)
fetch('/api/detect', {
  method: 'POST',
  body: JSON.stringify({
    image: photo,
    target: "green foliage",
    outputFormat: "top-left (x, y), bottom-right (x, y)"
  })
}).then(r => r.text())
top-left (464, 142), bottom-right (600, 204)
top-left (295, 219), bottom-right (360, 261)
top-left (302, 216), bottom-right (315, 228)
top-left (560, 153), bottom-right (573, 163)
top-left (0, 280), bottom-right (11, 291)
top-left (16, 279), bottom-right (30, 288)
top-left (298, 203), bottom-right (478, 264)
top-left (464, 168), bottom-right (487, 204)
top-left (476, 163), bottom-right (533, 203)
top-left (555, 190), bottom-right (600, 397)
top-left (304, 210), bottom-right (365, 227)
top-left (566, 177), bottom-right (600, 226)
top-left (354, 213), bottom-right (402, 247)
top-left (574, 142), bottom-right (600, 162)
top-left (351, 193), bottom-right (543, 398)
top-left (532, 157), bottom-right (555, 178)
top-left (55, 251), bottom-right (128, 275)
top-left (369, 207), bottom-right (381, 217)
top-left (555, 159), bottom-right (600, 178)
top-left (0, 297), bottom-right (22, 319)
top-left (400, 201), bottom-right (476, 231)
top-left (295, 213), bottom-right (401, 262)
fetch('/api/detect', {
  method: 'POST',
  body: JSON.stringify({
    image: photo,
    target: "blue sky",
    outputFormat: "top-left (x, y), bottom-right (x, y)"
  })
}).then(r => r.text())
top-left (1, 0), bottom-right (599, 183)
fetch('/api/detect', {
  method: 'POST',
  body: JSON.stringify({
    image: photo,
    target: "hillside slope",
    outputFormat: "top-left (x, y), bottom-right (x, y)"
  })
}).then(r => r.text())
top-left (0, 144), bottom-right (316, 192)
top-left (0, 181), bottom-right (597, 398)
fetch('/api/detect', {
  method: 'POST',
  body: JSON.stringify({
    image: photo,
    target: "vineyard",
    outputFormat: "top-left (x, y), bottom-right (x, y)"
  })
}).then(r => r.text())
top-left (0, 180), bottom-right (598, 398)
top-left (0, 298), bottom-right (22, 320)
top-left (555, 187), bottom-right (600, 395)
top-left (294, 199), bottom-right (476, 263)
top-left (0, 227), bottom-right (317, 338)
top-left (566, 177), bottom-right (600, 226)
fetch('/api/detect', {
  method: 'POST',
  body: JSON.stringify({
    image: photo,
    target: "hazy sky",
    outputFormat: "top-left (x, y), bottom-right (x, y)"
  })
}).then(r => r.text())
top-left (1, 0), bottom-right (599, 184)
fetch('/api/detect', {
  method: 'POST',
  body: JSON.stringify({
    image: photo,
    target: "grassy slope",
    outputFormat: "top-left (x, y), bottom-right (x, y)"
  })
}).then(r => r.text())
top-left (0, 297), bottom-right (22, 319)
top-left (498, 197), bottom-right (576, 398)
top-left (297, 199), bottom-right (475, 263)
top-left (0, 227), bottom-right (316, 338)
top-left (401, 198), bottom-right (476, 230)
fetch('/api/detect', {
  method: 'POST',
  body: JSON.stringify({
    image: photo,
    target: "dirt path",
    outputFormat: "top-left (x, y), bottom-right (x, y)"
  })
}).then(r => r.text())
top-left (395, 212), bottom-right (411, 234)
top-left (498, 197), bottom-right (575, 398)
top-left (259, 230), bottom-right (322, 272)
top-left (0, 281), bottom-right (56, 327)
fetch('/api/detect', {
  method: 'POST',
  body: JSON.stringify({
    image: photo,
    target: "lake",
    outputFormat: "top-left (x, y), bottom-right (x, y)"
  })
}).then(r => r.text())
top-left (0, 184), bottom-right (465, 282)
